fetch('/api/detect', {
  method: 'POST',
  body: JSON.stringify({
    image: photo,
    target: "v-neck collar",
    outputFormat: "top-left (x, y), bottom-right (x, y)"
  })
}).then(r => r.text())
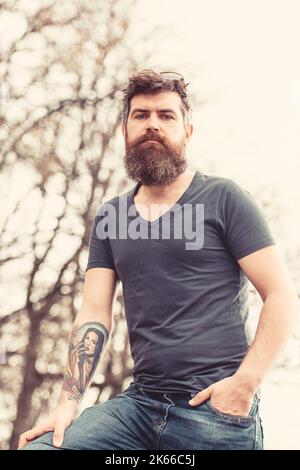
top-left (128, 171), bottom-right (200, 226)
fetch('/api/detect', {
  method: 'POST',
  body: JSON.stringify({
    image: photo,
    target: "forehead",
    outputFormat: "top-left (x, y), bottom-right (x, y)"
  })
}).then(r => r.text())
top-left (129, 91), bottom-right (182, 113)
top-left (86, 331), bottom-right (97, 337)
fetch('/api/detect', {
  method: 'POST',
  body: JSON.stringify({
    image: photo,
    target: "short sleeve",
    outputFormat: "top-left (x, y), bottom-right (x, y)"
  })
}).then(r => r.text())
top-left (86, 209), bottom-right (116, 272)
top-left (220, 179), bottom-right (276, 260)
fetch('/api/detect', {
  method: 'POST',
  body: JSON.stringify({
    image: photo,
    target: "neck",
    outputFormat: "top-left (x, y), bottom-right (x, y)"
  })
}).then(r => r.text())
top-left (139, 168), bottom-right (195, 201)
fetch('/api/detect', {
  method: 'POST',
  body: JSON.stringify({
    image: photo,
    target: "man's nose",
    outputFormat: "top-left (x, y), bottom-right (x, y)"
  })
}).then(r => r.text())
top-left (146, 115), bottom-right (160, 131)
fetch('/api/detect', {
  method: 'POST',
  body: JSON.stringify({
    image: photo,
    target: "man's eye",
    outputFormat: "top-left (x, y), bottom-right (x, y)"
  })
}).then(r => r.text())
top-left (161, 115), bottom-right (173, 120)
top-left (135, 114), bottom-right (146, 119)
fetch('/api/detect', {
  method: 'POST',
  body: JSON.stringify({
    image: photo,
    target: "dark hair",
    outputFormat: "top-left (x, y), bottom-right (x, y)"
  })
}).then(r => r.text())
top-left (82, 328), bottom-right (104, 370)
top-left (77, 327), bottom-right (105, 393)
top-left (122, 69), bottom-right (192, 125)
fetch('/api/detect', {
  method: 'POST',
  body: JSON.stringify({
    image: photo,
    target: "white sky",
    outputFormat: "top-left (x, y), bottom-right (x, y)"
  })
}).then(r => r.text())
top-left (133, 0), bottom-right (300, 202)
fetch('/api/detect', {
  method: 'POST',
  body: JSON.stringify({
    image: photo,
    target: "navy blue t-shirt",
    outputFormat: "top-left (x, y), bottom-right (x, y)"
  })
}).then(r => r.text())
top-left (86, 171), bottom-right (276, 394)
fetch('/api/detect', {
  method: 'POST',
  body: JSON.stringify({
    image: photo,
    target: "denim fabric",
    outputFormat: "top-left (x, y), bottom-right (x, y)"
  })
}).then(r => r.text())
top-left (24, 383), bottom-right (263, 450)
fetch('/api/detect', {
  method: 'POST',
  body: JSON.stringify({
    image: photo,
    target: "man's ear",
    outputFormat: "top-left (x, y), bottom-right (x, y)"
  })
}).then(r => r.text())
top-left (121, 123), bottom-right (125, 137)
top-left (186, 123), bottom-right (193, 141)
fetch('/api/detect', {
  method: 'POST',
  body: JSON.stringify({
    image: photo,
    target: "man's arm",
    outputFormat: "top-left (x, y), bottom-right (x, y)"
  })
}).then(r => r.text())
top-left (18, 267), bottom-right (117, 449)
top-left (234, 244), bottom-right (299, 388)
top-left (189, 245), bottom-right (299, 413)
top-left (60, 267), bottom-right (117, 404)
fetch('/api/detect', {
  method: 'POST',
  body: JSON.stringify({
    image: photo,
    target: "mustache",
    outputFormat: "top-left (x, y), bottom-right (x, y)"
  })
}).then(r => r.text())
top-left (130, 132), bottom-right (166, 149)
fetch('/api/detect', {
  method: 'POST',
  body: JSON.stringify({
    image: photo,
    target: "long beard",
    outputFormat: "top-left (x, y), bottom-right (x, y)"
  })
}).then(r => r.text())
top-left (124, 132), bottom-right (186, 186)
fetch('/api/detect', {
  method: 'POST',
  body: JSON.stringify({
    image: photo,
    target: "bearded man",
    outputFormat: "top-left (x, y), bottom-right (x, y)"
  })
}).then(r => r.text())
top-left (19, 69), bottom-right (298, 451)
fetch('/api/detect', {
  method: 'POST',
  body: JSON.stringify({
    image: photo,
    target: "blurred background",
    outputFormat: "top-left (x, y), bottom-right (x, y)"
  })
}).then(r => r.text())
top-left (0, 0), bottom-right (299, 450)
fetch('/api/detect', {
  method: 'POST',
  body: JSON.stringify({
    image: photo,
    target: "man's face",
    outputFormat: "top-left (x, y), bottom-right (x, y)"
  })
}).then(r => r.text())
top-left (122, 91), bottom-right (193, 186)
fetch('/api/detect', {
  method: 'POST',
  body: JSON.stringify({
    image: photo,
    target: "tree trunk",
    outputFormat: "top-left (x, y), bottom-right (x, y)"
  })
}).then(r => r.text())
top-left (9, 316), bottom-right (43, 450)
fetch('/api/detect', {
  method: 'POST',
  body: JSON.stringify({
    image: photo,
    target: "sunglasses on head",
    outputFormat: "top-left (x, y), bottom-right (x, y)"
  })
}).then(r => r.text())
top-left (159, 72), bottom-right (189, 96)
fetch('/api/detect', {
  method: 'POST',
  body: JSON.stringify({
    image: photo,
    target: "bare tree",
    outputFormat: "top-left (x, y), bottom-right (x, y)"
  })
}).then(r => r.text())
top-left (2, 0), bottom-right (298, 451)
top-left (0, 0), bottom-right (154, 449)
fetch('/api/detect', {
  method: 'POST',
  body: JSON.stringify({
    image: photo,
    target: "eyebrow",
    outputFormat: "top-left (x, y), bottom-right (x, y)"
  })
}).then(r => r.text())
top-left (131, 108), bottom-right (177, 116)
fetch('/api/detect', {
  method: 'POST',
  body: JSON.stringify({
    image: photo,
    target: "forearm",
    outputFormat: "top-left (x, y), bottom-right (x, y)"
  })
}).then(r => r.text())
top-left (60, 309), bottom-right (110, 407)
top-left (235, 290), bottom-right (299, 391)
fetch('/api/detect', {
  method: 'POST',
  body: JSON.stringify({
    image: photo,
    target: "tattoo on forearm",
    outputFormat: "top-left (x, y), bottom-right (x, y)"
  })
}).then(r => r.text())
top-left (62, 322), bottom-right (109, 402)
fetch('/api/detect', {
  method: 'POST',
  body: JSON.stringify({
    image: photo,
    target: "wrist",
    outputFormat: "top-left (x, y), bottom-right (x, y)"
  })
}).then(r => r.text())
top-left (59, 389), bottom-right (81, 409)
top-left (233, 370), bottom-right (261, 394)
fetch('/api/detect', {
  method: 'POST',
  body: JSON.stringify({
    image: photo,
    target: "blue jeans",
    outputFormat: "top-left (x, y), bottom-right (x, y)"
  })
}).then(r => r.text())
top-left (24, 382), bottom-right (263, 450)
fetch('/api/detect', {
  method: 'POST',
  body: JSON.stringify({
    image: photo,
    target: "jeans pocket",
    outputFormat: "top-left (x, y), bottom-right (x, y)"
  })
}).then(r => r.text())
top-left (205, 394), bottom-right (258, 425)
